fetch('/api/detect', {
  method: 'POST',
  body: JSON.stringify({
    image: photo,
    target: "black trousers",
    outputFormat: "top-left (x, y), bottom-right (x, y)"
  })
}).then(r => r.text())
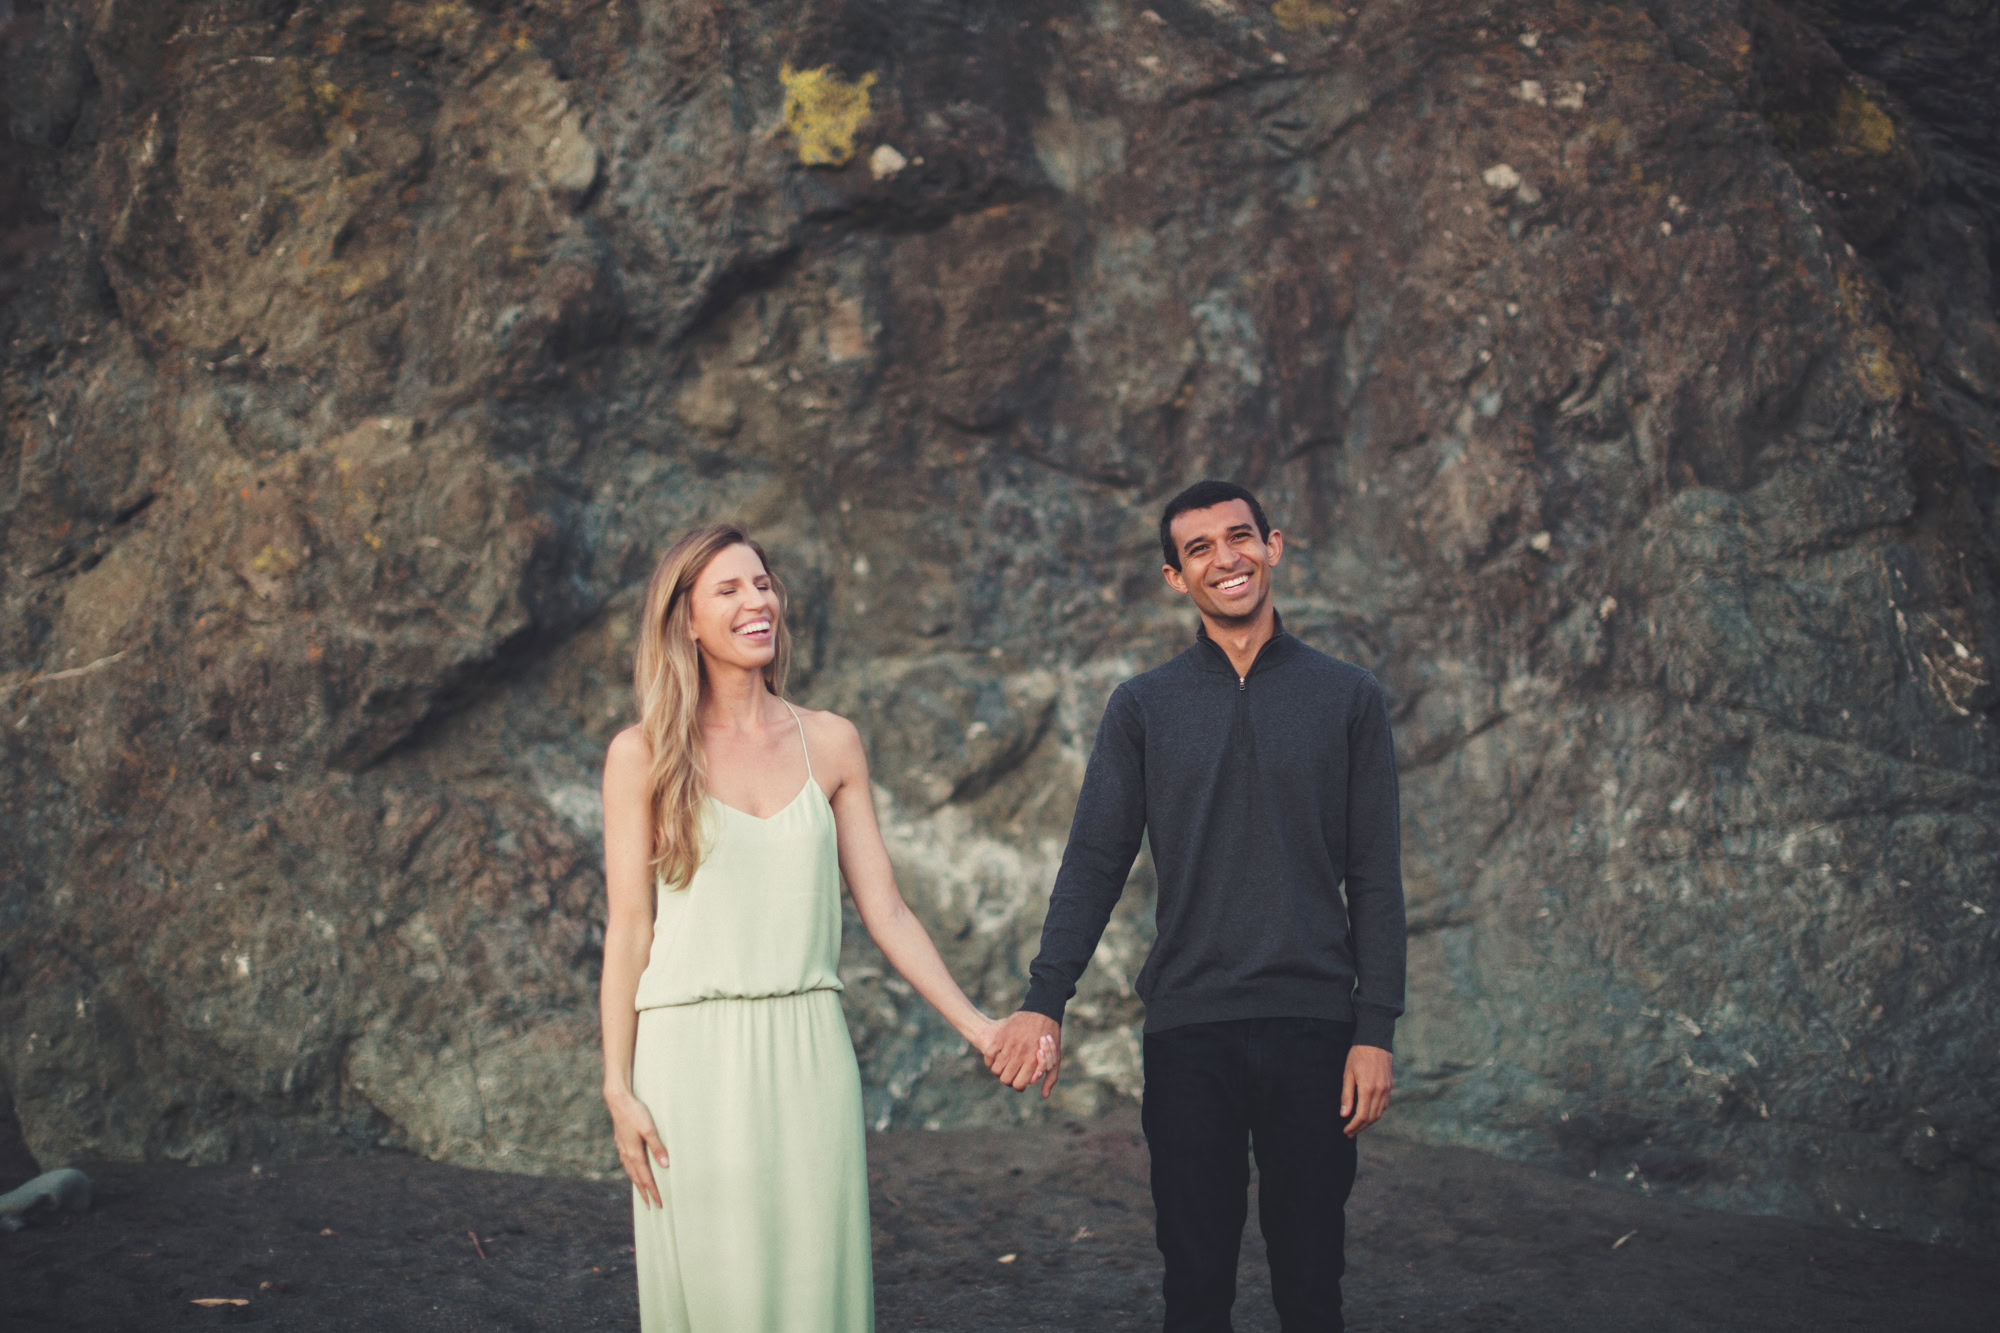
top-left (1142, 1017), bottom-right (1359, 1333)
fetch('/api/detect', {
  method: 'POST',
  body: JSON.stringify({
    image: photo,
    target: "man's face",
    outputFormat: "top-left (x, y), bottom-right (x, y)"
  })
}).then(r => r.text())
top-left (1162, 500), bottom-right (1283, 625)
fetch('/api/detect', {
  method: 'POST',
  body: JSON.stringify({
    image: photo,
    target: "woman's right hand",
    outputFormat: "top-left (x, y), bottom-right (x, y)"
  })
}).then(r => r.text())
top-left (971, 1016), bottom-right (1052, 1081)
top-left (607, 1089), bottom-right (670, 1208)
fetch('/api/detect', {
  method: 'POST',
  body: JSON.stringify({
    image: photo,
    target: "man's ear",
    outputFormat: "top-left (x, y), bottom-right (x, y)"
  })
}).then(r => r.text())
top-left (1265, 529), bottom-right (1284, 565)
top-left (1162, 563), bottom-right (1188, 596)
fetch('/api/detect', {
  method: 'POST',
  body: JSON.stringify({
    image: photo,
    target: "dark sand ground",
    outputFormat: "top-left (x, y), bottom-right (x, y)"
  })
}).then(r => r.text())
top-left (4, 1106), bottom-right (1993, 1332)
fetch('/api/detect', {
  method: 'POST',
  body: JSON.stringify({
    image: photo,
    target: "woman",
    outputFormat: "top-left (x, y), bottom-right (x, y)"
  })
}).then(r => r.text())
top-left (598, 523), bottom-right (1037, 1331)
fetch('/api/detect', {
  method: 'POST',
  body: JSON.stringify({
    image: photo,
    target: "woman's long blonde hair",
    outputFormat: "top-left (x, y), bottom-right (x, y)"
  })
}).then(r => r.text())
top-left (634, 523), bottom-right (792, 890)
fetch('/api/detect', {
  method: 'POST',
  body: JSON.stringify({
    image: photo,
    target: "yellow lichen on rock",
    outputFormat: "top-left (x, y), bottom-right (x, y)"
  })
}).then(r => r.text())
top-left (780, 63), bottom-right (878, 167)
top-left (1854, 324), bottom-right (1913, 401)
top-left (1272, 0), bottom-right (1338, 31)
top-left (1835, 271), bottom-right (1913, 401)
top-left (248, 545), bottom-right (300, 577)
top-left (1834, 85), bottom-right (1897, 157)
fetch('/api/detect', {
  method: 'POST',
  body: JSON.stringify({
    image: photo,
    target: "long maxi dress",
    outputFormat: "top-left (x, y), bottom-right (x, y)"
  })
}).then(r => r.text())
top-left (629, 703), bottom-right (873, 1332)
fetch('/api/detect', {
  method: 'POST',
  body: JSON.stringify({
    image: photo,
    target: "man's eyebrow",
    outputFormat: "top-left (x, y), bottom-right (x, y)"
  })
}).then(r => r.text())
top-left (1185, 523), bottom-right (1254, 552)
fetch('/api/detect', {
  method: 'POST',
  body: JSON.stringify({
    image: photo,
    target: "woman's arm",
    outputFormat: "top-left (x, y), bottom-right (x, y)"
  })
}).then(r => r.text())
top-left (600, 727), bottom-right (669, 1206)
top-left (817, 712), bottom-right (999, 1054)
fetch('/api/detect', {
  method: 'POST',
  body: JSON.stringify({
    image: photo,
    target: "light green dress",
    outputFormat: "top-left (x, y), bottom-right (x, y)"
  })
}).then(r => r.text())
top-left (629, 704), bottom-right (872, 1331)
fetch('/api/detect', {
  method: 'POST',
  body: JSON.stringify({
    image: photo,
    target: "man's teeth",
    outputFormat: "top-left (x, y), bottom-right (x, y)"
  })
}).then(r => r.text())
top-left (1217, 576), bottom-right (1249, 591)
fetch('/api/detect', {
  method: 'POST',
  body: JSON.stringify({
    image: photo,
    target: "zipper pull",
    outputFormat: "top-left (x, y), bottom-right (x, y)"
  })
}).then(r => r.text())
top-left (1237, 674), bottom-right (1246, 692)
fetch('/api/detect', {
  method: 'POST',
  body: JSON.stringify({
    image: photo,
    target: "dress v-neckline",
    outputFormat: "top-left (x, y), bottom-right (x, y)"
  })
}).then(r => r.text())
top-left (709, 777), bottom-right (819, 823)
top-left (706, 700), bottom-right (822, 822)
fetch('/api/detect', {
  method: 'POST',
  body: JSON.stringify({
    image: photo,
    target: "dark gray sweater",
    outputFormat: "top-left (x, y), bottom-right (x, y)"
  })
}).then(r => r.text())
top-left (1021, 616), bottom-right (1407, 1049)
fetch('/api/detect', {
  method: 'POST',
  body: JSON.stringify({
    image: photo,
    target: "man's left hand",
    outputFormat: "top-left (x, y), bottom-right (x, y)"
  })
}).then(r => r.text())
top-left (1341, 1044), bottom-right (1393, 1137)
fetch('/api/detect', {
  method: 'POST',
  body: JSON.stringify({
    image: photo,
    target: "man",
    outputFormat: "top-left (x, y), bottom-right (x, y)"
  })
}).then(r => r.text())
top-left (987, 479), bottom-right (1405, 1333)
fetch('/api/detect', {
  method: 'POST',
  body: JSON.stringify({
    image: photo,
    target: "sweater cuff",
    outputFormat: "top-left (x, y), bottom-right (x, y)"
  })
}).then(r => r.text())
top-left (1352, 1008), bottom-right (1398, 1053)
top-left (1020, 981), bottom-right (1070, 1026)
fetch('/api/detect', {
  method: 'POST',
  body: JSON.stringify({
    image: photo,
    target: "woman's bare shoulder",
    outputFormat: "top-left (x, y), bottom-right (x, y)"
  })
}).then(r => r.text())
top-left (793, 704), bottom-right (865, 766)
top-left (605, 724), bottom-right (652, 776)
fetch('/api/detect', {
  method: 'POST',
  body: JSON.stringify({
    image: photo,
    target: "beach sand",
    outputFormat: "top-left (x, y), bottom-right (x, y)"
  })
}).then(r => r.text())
top-left (3, 1106), bottom-right (1991, 1331)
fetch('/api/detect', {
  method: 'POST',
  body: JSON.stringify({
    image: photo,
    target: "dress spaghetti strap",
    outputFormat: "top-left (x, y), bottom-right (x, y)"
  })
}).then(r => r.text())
top-left (782, 700), bottom-right (813, 782)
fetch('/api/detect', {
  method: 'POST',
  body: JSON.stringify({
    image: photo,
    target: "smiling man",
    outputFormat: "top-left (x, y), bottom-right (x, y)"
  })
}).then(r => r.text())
top-left (988, 479), bottom-right (1407, 1333)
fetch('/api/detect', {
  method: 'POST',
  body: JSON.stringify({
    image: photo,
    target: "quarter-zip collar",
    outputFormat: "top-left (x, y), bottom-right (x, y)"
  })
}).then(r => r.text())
top-left (1193, 609), bottom-right (1291, 685)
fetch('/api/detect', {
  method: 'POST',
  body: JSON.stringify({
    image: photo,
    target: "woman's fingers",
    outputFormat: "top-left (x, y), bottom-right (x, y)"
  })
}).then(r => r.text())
top-left (614, 1106), bottom-right (668, 1207)
top-left (1029, 1033), bottom-right (1056, 1081)
top-left (622, 1149), bottom-right (661, 1208)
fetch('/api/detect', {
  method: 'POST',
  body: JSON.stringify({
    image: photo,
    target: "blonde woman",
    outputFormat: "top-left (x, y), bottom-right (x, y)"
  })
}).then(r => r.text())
top-left (598, 523), bottom-right (1036, 1331)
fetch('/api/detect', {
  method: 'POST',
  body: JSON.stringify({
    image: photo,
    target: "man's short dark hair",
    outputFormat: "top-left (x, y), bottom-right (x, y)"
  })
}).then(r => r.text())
top-left (1159, 480), bottom-right (1271, 570)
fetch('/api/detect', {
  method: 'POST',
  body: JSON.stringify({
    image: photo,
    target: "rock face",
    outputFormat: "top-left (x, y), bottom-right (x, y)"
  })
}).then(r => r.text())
top-left (2, 0), bottom-right (1995, 1244)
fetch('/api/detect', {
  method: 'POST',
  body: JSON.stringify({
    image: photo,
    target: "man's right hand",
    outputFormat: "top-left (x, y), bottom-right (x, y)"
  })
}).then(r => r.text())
top-left (987, 1010), bottom-right (1061, 1097)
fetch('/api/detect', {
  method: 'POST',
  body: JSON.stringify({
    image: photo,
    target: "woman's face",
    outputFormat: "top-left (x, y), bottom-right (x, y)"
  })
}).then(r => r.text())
top-left (686, 542), bottom-right (778, 673)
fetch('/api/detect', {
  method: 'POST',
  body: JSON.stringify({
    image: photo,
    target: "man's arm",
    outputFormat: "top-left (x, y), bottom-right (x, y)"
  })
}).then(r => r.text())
top-left (1342, 673), bottom-right (1406, 1135)
top-left (989, 684), bottom-right (1148, 1094)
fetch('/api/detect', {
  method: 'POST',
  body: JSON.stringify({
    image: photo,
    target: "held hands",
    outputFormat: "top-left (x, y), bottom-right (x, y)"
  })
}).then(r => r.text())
top-left (606, 1089), bottom-right (670, 1208)
top-left (985, 1010), bottom-right (1062, 1098)
top-left (1341, 1044), bottom-right (1394, 1137)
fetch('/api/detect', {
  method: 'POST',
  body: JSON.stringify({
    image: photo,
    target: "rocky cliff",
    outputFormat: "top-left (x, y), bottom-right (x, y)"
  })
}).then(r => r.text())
top-left (3, 0), bottom-right (1995, 1245)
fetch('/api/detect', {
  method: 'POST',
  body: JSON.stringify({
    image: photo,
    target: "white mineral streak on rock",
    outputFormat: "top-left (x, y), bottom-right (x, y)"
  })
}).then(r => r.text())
top-left (1070, 1027), bottom-right (1144, 1101)
top-left (823, 290), bottom-right (870, 363)
top-left (536, 776), bottom-right (603, 837)
top-left (869, 143), bottom-right (908, 179)
top-left (1553, 81), bottom-right (1588, 111)
top-left (1190, 294), bottom-right (1265, 386)
top-left (456, 55), bottom-right (600, 205)
top-left (873, 777), bottom-right (1065, 949)
top-left (1482, 163), bottom-right (1522, 191)
top-left (1032, 85), bottom-right (1127, 193)
top-left (1516, 79), bottom-right (1547, 106)
top-left (850, 661), bottom-right (1155, 1118)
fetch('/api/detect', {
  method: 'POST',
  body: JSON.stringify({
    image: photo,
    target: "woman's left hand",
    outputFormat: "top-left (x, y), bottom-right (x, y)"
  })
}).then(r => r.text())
top-left (970, 1017), bottom-right (1054, 1082)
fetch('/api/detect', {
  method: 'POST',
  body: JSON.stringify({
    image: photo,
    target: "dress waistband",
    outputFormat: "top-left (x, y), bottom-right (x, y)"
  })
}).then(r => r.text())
top-left (636, 981), bottom-right (844, 1013)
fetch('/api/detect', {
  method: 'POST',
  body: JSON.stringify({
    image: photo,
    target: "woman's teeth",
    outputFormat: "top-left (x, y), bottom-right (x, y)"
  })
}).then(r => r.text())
top-left (736, 619), bottom-right (771, 635)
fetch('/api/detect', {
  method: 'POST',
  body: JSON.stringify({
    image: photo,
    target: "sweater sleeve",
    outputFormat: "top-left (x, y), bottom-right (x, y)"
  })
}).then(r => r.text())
top-left (1021, 684), bottom-right (1147, 1025)
top-left (1343, 673), bottom-right (1407, 1051)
